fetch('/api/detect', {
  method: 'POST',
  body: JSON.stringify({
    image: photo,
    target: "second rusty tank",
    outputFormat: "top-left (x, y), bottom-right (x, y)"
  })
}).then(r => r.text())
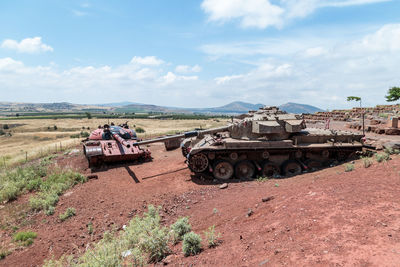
top-left (134, 106), bottom-right (364, 179)
top-left (83, 122), bottom-right (151, 167)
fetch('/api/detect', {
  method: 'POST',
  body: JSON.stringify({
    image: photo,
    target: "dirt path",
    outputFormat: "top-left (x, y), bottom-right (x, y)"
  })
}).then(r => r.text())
top-left (1, 143), bottom-right (400, 266)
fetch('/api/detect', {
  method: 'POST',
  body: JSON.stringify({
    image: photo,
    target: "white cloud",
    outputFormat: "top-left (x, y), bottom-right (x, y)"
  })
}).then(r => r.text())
top-left (358, 24), bottom-right (400, 51)
top-left (206, 23), bottom-right (400, 109)
top-left (215, 74), bottom-right (244, 84)
top-left (304, 46), bottom-right (327, 57)
top-left (175, 64), bottom-right (202, 73)
top-left (163, 72), bottom-right (198, 84)
top-left (0, 57), bottom-right (24, 71)
top-left (202, 0), bottom-right (284, 29)
top-left (1, 37), bottom-right (53, 53)
top-left (1, 24), bottom-right (399, 109)
top-left (201, 0), bottom-right (391, 29)
top-left (130, 56), bottom-right (164, 66)
top-left (0, 56), bottom-right (202, 106)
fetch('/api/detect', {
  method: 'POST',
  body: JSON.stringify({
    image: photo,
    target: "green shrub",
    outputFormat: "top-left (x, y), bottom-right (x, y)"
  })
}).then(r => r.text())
top-left (59, 208), bottom-right (76, 221)
top-left (29, 170), bottom-right (87, 213)
top-left (170, 217), bottom-right (191, 244)
top-left (70, 133), bottom-right (80, 138)
top-left (87, 222), bottom-right (93, 234)
top-left (379, 113), bottom-right (389, 118)
top-left (80, 131), bottom-right (90, 138)
top-left (362, 158), bottom-right (372, 168)
top-left (345, 164), bottom-right (354, 172)
top-left (0, 247), bottom-right (10, 260)
top-left (123, 205), bottom-right (170, 262)
top-left (2, 124), bottom-right (9, 130)
top-left (29, 192), bottom-right (59, 212)
top-left (45, 206), bottom-right (55, 216)
top-left (0, 159), bottom-right (49, 202)
top-left (80, 233), bottom-right (144, 267)
top-left (182, 232), bottom-right (202, 256)
top-left (13, 231), bottom-right (37, 246)
top-left (204, 225), bottom-right (221, 248)
top-left (384, 147), bottom-right (394, 155)
top-left (376, 153), bottom-right (390, 163)
top-left (256, 176), bottom-right (269, 182)
top-left (135, 127), bottom-right (145, 133)
top-left (42, 256), bottom-right (73, 267)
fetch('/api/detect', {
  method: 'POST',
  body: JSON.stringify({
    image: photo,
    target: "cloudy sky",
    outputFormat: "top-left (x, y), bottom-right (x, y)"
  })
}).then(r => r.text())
top-left (0, 0), bottom-right (399, 109)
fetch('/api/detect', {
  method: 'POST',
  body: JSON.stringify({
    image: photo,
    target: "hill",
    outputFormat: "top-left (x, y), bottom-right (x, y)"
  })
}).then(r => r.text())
top-left (278, 102), bottom-right (323, 114)
top-left (118, 101), bottom-right (321, 114)
top-left (0, 101), bottom-right (323, 115)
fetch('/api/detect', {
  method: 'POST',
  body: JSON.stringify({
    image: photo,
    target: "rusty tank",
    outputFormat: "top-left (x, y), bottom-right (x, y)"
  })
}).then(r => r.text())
top-left (134, 106), bottom-right (364, 179)
top-left (82, 122), bottom-right (151, 167)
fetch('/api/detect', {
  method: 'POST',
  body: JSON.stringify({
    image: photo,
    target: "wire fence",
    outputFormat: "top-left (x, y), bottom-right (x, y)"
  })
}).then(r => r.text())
top-left (0, 138), bottom-right (81, 170)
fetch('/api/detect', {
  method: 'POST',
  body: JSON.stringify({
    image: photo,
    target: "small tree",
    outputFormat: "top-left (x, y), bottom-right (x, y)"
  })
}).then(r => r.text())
top-left (85, 112), bottom-right (92, 119)
top-left (347, 96), bottom-right (362, 107)
top-left (385, 87), bottom-right (400, 102)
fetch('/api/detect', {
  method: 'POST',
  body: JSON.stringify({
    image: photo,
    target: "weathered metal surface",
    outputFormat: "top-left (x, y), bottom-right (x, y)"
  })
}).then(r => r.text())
top-left (82, 124), bottom-right (151, 167)
top-left (132, 106), bottom-right (365, 179)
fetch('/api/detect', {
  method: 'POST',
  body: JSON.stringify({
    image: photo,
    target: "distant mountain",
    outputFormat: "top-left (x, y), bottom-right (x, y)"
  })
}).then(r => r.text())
top-left (191, 101), bottom-right (264, 114)
top-left (97, 101), bottom-right (139, 107)
top-left (0, 101), bottom-right (322, 115)
top-left (119, 101), bottom-right (264, 114)
top-left (278, 102), bottom-right (323, 114)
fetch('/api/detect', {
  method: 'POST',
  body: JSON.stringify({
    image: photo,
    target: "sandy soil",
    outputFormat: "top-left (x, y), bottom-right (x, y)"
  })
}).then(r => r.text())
top-left (0, 138), bottom-right (400, 266)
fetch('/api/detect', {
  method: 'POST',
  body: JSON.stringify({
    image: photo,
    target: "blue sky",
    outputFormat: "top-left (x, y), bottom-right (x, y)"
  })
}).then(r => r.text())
top-left (0, 0), bottom-right (399, 109)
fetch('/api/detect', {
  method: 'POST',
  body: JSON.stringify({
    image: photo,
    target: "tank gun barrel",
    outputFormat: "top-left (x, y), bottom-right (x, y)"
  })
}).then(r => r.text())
top-left (112, 133), bottom-right (131, 148)
top-left (132, 126), bottom-right (229, 146)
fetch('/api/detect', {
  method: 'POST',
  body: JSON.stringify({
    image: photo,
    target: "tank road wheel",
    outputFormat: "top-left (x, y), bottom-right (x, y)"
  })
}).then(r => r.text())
top-left (213, 160), bottom-right (234, 180)
top-left (281, 160), bottom-right (302, 176)
top-left (305, 160), bottom-right (322, 171)
top-left (188, 153), bottom-right (209, 173)
top-left (261, 162), bottom-right (280, 178)
top-left (235, 160), bottom-right (255, 179)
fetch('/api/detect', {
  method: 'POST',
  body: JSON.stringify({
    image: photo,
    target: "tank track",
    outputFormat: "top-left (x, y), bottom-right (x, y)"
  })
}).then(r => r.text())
top-left (187, 146), bottom-right (361, 180)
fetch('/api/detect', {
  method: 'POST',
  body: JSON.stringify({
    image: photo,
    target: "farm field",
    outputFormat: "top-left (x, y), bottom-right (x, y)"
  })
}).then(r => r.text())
top-left (0, 118), bottom-right (227, 166)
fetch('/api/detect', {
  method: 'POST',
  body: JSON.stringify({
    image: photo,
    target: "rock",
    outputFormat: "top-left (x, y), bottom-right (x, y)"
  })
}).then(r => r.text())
top-left (219, 183), bottom-right (228, 189)
top-left (87, 174), bottom-right (98, 179)
top-left (121, 250), bottom-right (132, 257)
top-left (385, 128), bottom-right (400, 135)
top-left (162, 254), bottom-right (176, 265)
top-left (69, 149), bottom-right (80, 155)
top-left (64, 191), bottom-right (73, 197)
top-left (262, 196), bottom-right (275, 202)
top-left (247, 209), bottom-right (253, 217)
top-left (383, 142), bottom-right (400, 150)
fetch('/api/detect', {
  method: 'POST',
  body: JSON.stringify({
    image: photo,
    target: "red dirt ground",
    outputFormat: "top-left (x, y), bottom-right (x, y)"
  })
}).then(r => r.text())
top-left (1, 141), bottom-right (400, 266)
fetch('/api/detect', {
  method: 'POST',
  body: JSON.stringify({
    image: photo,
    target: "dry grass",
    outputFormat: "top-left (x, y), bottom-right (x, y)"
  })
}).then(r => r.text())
top-left (0, 118), bottom-right (227, 166)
